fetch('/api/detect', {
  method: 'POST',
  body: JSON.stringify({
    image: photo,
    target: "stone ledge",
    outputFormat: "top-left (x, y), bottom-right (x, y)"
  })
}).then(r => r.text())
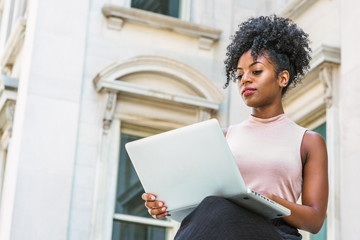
top-left (283, 44), bottom-right (340, 126)
top-left (310, 44), bottom-right (341, 70)
top-left (101, 4), bottom-right (222, 50)
top-left (93, 55), bottom-right (225, 103)
top-left (98, 80), bottom-right (221, 110)
top-left (285, 44), bottom-right (340, 104)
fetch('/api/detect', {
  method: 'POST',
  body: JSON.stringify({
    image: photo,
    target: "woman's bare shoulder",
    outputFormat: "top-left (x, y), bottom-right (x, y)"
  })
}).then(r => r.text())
top-left (301, 130), bottom-right (327, 164)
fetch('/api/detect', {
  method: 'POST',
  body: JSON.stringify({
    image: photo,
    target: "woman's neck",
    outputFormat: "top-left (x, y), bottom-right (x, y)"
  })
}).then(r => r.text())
top-left (251, 105), bottom-right (284, 119)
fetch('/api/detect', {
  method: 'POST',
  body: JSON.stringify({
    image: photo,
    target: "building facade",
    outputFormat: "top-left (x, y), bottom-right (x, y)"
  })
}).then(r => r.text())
top-left (0, 0), bottom-right (359, 239)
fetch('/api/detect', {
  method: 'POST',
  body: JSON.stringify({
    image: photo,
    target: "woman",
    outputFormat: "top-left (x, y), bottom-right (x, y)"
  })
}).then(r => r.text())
top-left (142, 15), bottom-right (328, 239)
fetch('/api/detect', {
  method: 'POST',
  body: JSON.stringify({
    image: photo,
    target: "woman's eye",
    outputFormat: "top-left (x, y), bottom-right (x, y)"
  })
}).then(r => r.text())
top-left (253, 70), bottom-right (262, 75)
top-left (236, 75), bottom-right (243, 80)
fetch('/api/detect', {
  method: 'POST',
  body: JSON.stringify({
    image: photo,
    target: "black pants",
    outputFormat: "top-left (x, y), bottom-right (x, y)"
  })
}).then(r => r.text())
top-left (174, 196), bottom-right (302, 240)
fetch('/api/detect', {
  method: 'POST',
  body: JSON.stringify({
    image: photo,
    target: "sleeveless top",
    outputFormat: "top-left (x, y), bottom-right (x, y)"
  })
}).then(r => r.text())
top-left (226, 114), bottom-right (307, 203)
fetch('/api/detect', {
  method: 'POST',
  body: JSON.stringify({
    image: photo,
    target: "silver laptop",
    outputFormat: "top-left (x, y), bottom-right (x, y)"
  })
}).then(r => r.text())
top-left (125, 119), bottom-right (290, 222)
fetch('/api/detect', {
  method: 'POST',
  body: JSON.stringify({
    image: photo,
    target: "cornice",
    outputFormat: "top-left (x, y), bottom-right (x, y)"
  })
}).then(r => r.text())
top-left (93, 55), bottom-right (224, 111)
top-left (101, 4), bottom-right (222, 50)
top-left (94, 55), bottom-right (224, 103)
top-left (100, 80), bottom-right (221, 110)
top-left (283, 44), bottom-right (340, 125)
top-left (284, 44), bottom-right (340, 103)
top-left (310, 44), bottom-right (341, 70)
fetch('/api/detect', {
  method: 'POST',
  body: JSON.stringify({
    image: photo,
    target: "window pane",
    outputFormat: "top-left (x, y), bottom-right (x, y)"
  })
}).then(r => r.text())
top-left (114, 134), bottom-right (148, 217)
top-left (131, 0), bottom-right (180, 18)
top-left (112, 221), bottom-right (166, 240)
top-left (112, 133), bottom-right (166, 240)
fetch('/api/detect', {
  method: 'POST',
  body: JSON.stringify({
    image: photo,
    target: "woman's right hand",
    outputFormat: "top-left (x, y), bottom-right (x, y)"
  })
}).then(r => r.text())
top-left (142, 193), bottom-right (169, 219)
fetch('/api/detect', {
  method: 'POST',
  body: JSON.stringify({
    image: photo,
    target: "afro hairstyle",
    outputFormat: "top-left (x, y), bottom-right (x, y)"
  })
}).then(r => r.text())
top-left (224, 15), bottom-right (311, 95)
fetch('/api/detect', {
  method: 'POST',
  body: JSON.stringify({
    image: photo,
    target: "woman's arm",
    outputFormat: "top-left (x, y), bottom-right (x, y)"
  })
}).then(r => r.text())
top-left (263, 130), bottom-right (328, 234)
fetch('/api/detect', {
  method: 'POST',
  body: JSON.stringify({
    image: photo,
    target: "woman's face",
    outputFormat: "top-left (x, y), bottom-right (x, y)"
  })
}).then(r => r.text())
top-left (236, 50), bottom-right (285, 109)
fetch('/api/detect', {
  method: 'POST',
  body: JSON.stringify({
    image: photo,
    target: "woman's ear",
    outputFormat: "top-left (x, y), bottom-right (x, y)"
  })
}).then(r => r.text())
top-left (278, 70), bottom-right (290, 88)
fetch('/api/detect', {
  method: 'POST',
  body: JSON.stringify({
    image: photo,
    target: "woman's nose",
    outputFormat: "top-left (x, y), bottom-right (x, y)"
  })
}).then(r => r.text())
top-left (240, 72), bottom-right (251, 85)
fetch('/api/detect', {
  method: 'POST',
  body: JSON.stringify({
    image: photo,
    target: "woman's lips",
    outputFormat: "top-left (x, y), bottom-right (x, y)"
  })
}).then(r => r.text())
top-left (242, 87), bottom-right (256, 96)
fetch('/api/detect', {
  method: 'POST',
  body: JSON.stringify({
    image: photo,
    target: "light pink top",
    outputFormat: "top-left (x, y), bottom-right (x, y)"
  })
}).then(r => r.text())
top-left (226, 114), bottom-right (307, 203)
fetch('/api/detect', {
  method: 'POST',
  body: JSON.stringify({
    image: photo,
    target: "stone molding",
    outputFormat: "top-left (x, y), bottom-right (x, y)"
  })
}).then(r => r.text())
top-left (94, 55), bottom-right (224, 107)
top-left (0, 16), bottom-right (25, 151)
top-left (0, 18), bottom-right (26, 74)
top-left (101, 4), bottom-right (222, 50)
top-left (0, 96), bottom-right (16, 149)
top-left (103, 92), bottom-right (117, 133)
top-left (284, 45), bottom-right (340, 102)
top-left (94, 55), bottom-right (224, 130)
top-left (310, 44), bottom-right (341, 70)
top-left (283, 44), bottom-right (340, 127)
top-left (319, 64), bottom-right (334, 108)
top-left (312, 45), bottom-right (340, 109)
top-left (278, 0), bottom-right (318, 18)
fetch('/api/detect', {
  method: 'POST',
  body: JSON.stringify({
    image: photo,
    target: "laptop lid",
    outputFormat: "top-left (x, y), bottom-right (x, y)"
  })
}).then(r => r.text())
top-left (125, 119), bottom-right (247, 212)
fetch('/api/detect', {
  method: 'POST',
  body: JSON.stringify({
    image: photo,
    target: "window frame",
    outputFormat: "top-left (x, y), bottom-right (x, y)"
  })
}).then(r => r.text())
top-left (111, 130), bottom-right (179, 239)
top-left (126, 0), bottom-right (191, 21)
top-left (90, 55), bottom-right (223, 240)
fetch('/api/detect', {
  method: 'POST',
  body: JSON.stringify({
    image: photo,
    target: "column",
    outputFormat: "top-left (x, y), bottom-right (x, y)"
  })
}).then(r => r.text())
top-left (339, 0), bottom-right (360, 239)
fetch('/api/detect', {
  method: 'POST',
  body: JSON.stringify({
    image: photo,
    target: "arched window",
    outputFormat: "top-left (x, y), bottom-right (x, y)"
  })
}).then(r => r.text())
top-left (91, 55), bottom-right (224, 240)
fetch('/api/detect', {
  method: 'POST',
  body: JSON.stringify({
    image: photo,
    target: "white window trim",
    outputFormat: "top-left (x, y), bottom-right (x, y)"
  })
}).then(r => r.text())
top-left (113, 213), bottom-right (177, 228)
top-left (113, 191), bottom-right (180, 239)
top-left (101, 4), bottom-right (221, 50)
top-left (179, 0), bottom-right (191, 21)
top-left (97, 80), bottom-right (221, 111)
top-left (93, 55), bottom-right (224, 110)
top-left (90, 118), bottom-right (180, 240)
top-left (91, 55), bottom-right (224, 240)
top-left (123, 0), bottom-right (191, 21)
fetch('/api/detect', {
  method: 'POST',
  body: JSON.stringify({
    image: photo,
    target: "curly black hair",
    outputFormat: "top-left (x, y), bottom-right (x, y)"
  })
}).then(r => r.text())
top-left (224, 15), bottom-right (311, 95)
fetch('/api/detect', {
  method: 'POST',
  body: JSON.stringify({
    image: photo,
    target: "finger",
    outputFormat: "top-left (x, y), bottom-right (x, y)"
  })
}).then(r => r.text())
top-left (145, 200), bottom-right (164, 209)
top-left (142, 193), bottom-right (156, 201)
top-left (153, 211), bottom-right (169, 219)
top-left (149, 206), bottom-right (167, 216)
top-left (149, 206), bottom-right (168, 218)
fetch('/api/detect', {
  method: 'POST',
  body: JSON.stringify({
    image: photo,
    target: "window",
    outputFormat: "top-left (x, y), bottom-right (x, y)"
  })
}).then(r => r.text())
top-left (131, 0), bottom-right (180, 18)
top-left (112, 133), bottom-right (171, 240)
